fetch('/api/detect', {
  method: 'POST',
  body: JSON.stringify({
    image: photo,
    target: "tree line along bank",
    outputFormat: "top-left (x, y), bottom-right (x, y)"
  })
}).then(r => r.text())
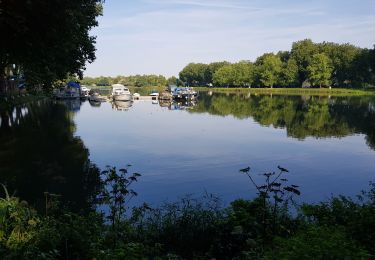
top-left (179, 39), bottom-right (375, 88)
top-left (81, 39), bottom-right (375, 89)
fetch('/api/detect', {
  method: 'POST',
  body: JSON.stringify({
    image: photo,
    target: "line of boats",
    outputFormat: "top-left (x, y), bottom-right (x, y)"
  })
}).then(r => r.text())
top-left (53, 82), bottom-right (198, 104)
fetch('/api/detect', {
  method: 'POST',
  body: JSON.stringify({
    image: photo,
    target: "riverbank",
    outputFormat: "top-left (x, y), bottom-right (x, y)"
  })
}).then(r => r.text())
top-left (195, 87), bottom-right (375, 96)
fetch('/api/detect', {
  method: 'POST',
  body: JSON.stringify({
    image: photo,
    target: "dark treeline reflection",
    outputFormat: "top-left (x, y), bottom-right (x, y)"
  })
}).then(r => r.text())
top-left (191, 92), bottom-right (375, 149)
top-left (0, 100), bottom-right (101, 213)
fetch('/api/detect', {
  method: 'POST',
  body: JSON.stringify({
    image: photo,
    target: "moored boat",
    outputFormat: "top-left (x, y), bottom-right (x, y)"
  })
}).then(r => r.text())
top-left (133, 93), bottom-right (141, 100)
top-left (89, 92), bottom-right (106, 102)
top-left (112, 84), bottom-right (132, 101)
top-left (54, 81), bottom-right (81, 99)
top-left (149, 90), bottom-right (159, 97)
top-left (80, 86), bottom-right (91, 99)
top-left (171, 87), bottom-right (197, 100)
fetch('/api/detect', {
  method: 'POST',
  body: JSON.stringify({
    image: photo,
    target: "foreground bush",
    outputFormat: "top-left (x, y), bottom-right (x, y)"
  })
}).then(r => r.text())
top-left (1, 171), bottom-right (375, 258)
top-left (266, 226), bottom-right (369, 259)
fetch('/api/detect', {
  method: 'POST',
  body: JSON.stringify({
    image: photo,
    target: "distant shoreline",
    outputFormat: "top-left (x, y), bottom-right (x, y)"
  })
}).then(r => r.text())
top-left (194, 87), bottom-right (375, 96)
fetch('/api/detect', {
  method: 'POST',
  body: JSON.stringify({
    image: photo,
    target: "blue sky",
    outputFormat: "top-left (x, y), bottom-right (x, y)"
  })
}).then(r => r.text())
top-left (85, 0), bottom-right (375, 77)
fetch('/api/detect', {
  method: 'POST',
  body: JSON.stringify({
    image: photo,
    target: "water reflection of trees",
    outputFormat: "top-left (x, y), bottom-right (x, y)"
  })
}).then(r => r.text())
top-left (0, 100), bottom-right (101, 213)
top-left (190, 93), bottom-right (375, 149)
top-left (159, 100), bottom-right (198, 110)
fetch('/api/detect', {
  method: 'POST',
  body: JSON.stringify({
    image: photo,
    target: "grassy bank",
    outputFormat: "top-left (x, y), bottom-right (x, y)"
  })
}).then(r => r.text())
top-left (195, 87), bottom-right (375, 96)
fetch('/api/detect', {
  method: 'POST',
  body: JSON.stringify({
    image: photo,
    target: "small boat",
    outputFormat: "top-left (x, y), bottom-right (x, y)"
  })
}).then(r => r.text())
top-left (149, 90), bottom-right (159, 100)
top-left (149, 90), bottom-right (159, 97)
top-left (80, 86), bottom-right (91, 99)
top-left (89, 92), bottom-right (106, 102)
top-left (187, 87), bottom-right (198, 98)
top-left (172, 87), bottom-right (197, 100)
top-left (133, 93), bottom-right (141, 100)
top-left (54, 81), bottom-right (81, 99)
top-left (112, 84), bottom-right (132, 101)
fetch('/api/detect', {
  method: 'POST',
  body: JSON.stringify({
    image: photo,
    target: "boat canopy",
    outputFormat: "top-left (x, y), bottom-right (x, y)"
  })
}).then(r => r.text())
top-left (168, 85), bottom-right (178, 92)
top-left (67, 81), bottom-right (81, 89)
top-left (112, 84), bottom-right (126, 88)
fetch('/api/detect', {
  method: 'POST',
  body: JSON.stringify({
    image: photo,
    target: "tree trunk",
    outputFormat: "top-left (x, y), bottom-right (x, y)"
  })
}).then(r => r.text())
top-left (0, 66), bottom-right (5, 94)
top-left (0, 110), bottom-right (11, 131)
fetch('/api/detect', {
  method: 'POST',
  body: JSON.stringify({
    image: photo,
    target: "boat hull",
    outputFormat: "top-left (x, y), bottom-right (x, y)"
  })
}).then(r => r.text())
top-left (113, 94), bottom-right (132, 101)
top-left (55, 93), bottom-right (80, 99)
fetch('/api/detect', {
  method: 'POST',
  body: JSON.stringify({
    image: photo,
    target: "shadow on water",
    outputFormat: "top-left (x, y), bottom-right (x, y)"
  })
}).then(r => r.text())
top-left (190, 92), bottom-right (375, 150)
top-left (0, 99), bottom-right (101, 213)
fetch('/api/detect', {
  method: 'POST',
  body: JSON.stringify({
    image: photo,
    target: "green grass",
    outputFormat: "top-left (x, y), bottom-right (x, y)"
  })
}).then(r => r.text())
top-left (195, 87), bottom-right (375, 96)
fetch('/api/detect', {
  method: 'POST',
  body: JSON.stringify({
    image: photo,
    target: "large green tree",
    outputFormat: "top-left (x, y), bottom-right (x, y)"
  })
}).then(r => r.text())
top-left (290, 39), bottom-right (320, 85)
top-left (207, 61), bottom-right (230, 84)
top-left (167, 76), bottom-right (183, 86)
top-left (0, 0), bottom-right (103, 88)
top-left (279, 58), bottom-right (299, 87)
top-left (231, 61), bottom-right (254, 87)
top-left (212, 62), bottom-right (253, 87)
top-left (318, 42), bottom-right (361, 86)
top-left (179, 63), bottom-right (210, 86)
top-left (307, 53), bottom-right (333, 88)
top-left (212, 65), bottom-right (235, 87)
top-left (254, 54), bottom-right (282, 88)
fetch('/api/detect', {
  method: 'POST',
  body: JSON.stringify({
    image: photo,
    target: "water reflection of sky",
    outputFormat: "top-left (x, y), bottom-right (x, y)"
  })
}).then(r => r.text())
top-left (74, 100), bottom-right (375, 207)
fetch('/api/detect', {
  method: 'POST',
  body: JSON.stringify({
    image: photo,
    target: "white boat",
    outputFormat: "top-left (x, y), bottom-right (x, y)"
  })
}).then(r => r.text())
top-left (80, 86), bottom-right (91, 99)
top-left (112, 84), bottom-right (132, 101)
top-left (149, 90), bottom-right (159, 97)
top-left (133, 93), bottom-right (141, 100)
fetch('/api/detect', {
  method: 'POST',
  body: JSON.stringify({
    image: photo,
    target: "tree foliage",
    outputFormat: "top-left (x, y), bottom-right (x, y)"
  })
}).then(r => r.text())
top-left (179, 63), bottom-right (210, 86)
top-left (279, 58), bottom-right (299, 87)
top-left (213, 62), bottom-right (254, 87)
top-left (307, 53), bottom-right (333, 87)
top-left (81, 74), bottom-right (168, 87)
top-left (254, 53), bottom-right (282, 87)
top-left (0, 0), bottom-right (103, 88)
top-left (178, 39), bottom-right (375, 88)
top-left (290, 39), bottom-right (320, 83)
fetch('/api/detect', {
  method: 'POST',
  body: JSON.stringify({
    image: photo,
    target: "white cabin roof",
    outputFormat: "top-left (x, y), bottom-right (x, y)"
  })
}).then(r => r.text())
top-left (112, 84), bottom-right (126, 88)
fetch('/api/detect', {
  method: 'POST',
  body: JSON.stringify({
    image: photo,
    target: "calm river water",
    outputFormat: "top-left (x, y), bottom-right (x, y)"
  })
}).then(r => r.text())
top-left (1, 92), bottom-right (375, 209)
